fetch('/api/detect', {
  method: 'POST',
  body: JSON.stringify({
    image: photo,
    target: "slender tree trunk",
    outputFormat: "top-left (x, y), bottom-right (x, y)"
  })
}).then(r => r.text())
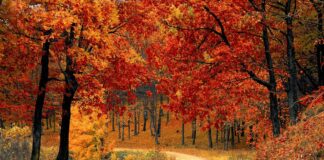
top-left (166, 111), bottom-right (170, 125)
top-left (134, 111), bottom-right (137, 136)
top-left (237, 123), bottom-right (240, 143)
top-left (49, 113), bottom-right (52, 129)
top-left (223, 125), bottom-right (227, 150)
top-left (143, 110), bottom-right (148, 131)
top-left (112, 111), bottom-right (115, 131)
top-left (31, 40), bottom-right (50, 160)
top-left (231, 125), bottom-right (234, 148)
top-left (316, 43), bottom-right (323, 86)
top-left (216, 129), bottom-right (218, 145)
top-left (137, 110), bottom-right (140, 135)
top-left (118, 116), bottom-right (121, 139)
top-left (241, 121), bottom-right (245, 137)
top-left (122, 116), bottom-right (125, 141)
top-left (207, 117), bottom-right (212, 148)
top-left (53, 110), bottom-right (56, 132)
top-left (0, 118), bottom-right (4, 128)
top-left (157, 108), bottom-right (163, 137)
top-left (46, 116), bottom-right (49, 129)
top-left (181, 120), bottom-right (185, 145)
top-left (128, 119), bottom-right (130, 140)
top-left (192, 119), bottom-right (196, 145)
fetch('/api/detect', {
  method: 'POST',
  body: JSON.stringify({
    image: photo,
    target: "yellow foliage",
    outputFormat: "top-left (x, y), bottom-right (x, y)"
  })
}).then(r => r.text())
top-left (70, 107), bottom-right (113, 160)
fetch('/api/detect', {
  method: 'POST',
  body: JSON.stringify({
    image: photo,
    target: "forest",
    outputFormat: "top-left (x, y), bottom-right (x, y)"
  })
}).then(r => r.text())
top-left (0, 0), bottom-right (323, 160)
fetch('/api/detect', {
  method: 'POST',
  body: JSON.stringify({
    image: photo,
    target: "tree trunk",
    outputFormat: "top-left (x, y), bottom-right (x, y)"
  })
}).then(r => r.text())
top-left (0, 118), bottom-right (4, 128)
top-left (46, 116), bottom-right (49, 129)
top-left (31, 40), bottom-right (50, 160)
top-left (181, 120), bottom-right (185, 145)
top-left (134, 111), bottom-right (137, 136)
top-left (166, 111), bottom-right (170, 125)
top-left (118, 116), bottom-right (121, 139)
top-left (143, 110), bottom-right (148, 131)
top-left (285, 0), bottom-right (299, 125)
top-left (128, 119), bottom-right (130, 140)
top-left (122, 117), bottom-right (125, 141)
top-left (56, 89), bottom-right (75, 160)
top-left (223, 125), bottom-right (227, 150)
top-left (207, 117), bottom-right (212, 148)
top-left (237, 123), bottom-right (240, 143)
top-left (157, 108), bottom-right (163, 137)
top-left (216, 129), bottom-right (218, 145)
top-left (231, 125), bottom-right (234, 148)
top-left (112, 111), bottom-right (115, 131)
top-left (137, 110), bottom-right (140, 135)
top-left (192, 119), bottom-right (196, 145)
top-left (57, 25), bottom-right (79, 160)
top-left (316, 43), bottom-right (323, 86)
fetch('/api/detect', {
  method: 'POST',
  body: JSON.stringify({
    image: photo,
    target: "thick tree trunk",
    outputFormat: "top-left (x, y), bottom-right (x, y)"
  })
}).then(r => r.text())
top-left (192, 119), bottom-right (196, 145)
top-left (286, 8), bottom-right (299, 125)
top-left (181, 120), bottom-right (185, 145)
top-left (262, 0), bottom-right (280, 135)
top-left (31, 41), bottom-right (50, 160)
top-left (56, 90), bottom-right (75, 160)
top-left (57, 25), bottom-right (79, 160)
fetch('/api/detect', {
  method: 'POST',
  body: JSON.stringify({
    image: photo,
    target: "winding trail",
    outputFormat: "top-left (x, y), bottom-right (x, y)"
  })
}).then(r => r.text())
top-left (114, 148), bottom-right (207, 160)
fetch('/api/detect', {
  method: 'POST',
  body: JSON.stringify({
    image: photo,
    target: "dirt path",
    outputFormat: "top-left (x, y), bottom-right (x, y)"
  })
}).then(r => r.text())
top-left (114, 148), bottom-right (207, 160)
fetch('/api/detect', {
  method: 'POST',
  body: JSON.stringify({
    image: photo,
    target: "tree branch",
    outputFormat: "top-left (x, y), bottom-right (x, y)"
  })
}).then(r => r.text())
top-left (241, 63), bottom-right (272, 89)
top-left (203, 6), bottom-right (231, 46)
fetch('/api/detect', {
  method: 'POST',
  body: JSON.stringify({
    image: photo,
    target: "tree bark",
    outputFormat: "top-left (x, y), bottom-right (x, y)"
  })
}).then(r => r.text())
top-left (134, 110), bottom-right (137, 136)
top-left (285, 1), bottom-right (299, 125)
top-left (137, 110), bottom-right (140, 135)
top-left (57, 24), bottom-right (79, 160)
top-left (112, 111), bottom-right (115, 131)
top-left (143, 109), bottom-right (148, 131)
top-left (31, 40), bottom-right (50, 160)
top-left (216, 129), bottom-right (218, 145)
top-left (157, 108), bottom-right (163, 137)
top-left (122, 116), bottom-right (125, 141)
top-left (181, 120), bottom-right (185, 145)
top-left (192, 119), bottom-right (196, 145)
top-left (207, 117), bottom-right (212, 148)
top-left (231, 125), bottom-right (234, 148)
top-left (128, 119), bottom-right (130, 140)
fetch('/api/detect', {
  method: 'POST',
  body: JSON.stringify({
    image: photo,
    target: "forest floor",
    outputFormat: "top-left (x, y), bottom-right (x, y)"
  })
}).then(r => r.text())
top-left (42, 114), bottom-right (255, 160)
top-left (114, 148), bottom-right (207, 160)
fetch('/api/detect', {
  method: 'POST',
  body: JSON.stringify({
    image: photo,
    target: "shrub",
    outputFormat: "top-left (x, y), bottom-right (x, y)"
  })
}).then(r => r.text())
top-left (0, 126), bottom-right (31, 160)
top-left (69, 107), bottom-right (113, 160)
